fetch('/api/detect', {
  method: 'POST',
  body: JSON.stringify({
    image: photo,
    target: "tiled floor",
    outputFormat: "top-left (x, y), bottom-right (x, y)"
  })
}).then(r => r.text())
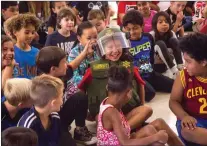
top-left (71, 92), bottom-right (178, 146)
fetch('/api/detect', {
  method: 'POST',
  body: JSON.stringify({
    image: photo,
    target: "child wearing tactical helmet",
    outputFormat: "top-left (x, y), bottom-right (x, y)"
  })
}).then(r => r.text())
top-left (79, 28), bottom-right (184, 146)
top-left (78, 27), bottom-right (153, 130)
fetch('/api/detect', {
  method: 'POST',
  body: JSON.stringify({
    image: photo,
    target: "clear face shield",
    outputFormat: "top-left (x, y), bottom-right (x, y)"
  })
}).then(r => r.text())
top-left (96, 32), bottom-right (131, 57)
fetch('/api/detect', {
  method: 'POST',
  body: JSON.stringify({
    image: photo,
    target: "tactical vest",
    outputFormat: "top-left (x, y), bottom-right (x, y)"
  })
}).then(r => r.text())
top-left (86, 59), bottom-right (141, 117)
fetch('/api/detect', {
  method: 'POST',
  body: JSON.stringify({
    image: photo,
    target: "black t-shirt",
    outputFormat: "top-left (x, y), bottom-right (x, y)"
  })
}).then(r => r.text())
top-left (1, 101), bottom-right (29, 131)
top-left (47, 14), bottom-right (57, 30)
top-left (74, 1), bottom-right (109, 21)
top-left (45, 31), bottom-right (77, 55)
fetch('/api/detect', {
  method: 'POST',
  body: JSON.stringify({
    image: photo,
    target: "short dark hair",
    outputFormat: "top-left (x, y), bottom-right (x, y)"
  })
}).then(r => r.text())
top-left (2, 1), bottom-right (18, 10)
top-left (51, 1), bottom-right (66, 9)
top-left (2, 127), bottom-right (38, 146)
top-left (179, 33), bottom-right (207, 62)
top-left (122, 10), bottom-right (144, 27)
top-left (36, 46), bottom-right (66, 73)
top-left (107, 65), bottom-right (132, 93)
top-left (56, 8), bottom-right (76, 29)
top-left (1, 35), bottom-right (13, 47)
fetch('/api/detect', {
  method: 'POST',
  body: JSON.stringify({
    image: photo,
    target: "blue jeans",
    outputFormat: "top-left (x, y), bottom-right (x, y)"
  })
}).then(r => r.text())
top-left (176, 118), bottom-right (207, 146)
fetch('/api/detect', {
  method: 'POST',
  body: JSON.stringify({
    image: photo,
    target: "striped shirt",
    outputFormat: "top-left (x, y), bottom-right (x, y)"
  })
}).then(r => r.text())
top-left (17, 107), bottom-right (61, 146)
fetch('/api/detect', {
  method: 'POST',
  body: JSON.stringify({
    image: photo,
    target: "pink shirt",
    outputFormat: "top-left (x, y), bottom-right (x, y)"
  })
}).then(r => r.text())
top-left (97, 98), bottom-right (131, 146)
top-left (143, 10), bottom-right (157, 32)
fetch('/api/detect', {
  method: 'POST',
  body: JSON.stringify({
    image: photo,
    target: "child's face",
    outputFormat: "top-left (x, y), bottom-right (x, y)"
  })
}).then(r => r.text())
top-left (59, 16), bottom-right (75, 31)
top-left (156, 16), bottom-right (170, 33)
top-left (52, 2), bottom-right (67, 14)
top-left (104, 39), bottom-right (123, 62)
top-left (51, 88), bottom-right (63, 112)
top-left (124, 23), bottom-right (142, 40)
top-left (14, 25), bottom-right (36, 45)
top-left (2, 5), bottom-right (19, 20)
top-left (137, 2), bottom-right (150, 15)
top-left (183, 52), bottom-right (207, 77)
top-left (2, 41), bottom-right (14, 67)
top-left (78, 27), bottom-right (97, 55)
top-left (170, 2), bottom-right (187, 14)
top-left (89, 19), bottom-right (106, 33)
top-left (52, 57), bottom-right (67, 77)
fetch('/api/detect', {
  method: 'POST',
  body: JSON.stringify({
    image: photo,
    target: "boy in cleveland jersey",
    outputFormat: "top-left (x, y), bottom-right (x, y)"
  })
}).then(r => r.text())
top-left (169, 33), bottom-right (207, 146)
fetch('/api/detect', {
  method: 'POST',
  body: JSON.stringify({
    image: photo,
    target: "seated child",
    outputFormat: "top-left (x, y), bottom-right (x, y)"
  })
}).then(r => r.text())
top-left (18, 74), bottom-right (64, 146)
top-left (47, 1), bottom-right (68, 34)
top-left (87, 9), bottom-right (107, 33)
top-left (45, 8), bottom-right (77, 56)
top-left (5, 13), bottom-right (41, 79)
top-left (97, 65), bottom-right (184, 146)
top-left (2, 127), bottom-right (38, 146)
top-left (36, 46), bottom-right (97, 145)
top-left (165, 1), bottom-right (187, 37)
top-left (2, 78), bottom-right (32, 131)
top-left (68, 21), bottom-right (99, 87)
top-left (150, 11), bottom-right (184, 79)
top-left (122, 10), bottom-right (174, 102)
top-left (137, 1), bottom-right (157, 32)
top-left (1, 35), bottom-right (16, 89)
top-left (170, 33), bottom-right (207, 146)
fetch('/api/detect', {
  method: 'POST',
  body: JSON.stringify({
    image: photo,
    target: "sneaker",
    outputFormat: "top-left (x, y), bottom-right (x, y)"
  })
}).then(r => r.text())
top-left (74, 126), bottom-right (97, 145)
top-left (177, 64), bottom-right (184, 71)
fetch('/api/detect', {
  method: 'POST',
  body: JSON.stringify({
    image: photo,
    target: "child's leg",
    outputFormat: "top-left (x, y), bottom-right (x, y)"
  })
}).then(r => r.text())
top-left (181, 118), bottom-right (207, 145)
top-left (150, 118), bottom-right (184, 146)
top-left (126, 105), bottom-right (153, 129)
top-left (132, 125), bottom-right (165, 146)
top-left (168, 38), bottom-right (183, 68)
top-left (154, 40), bottom-right (175, 70)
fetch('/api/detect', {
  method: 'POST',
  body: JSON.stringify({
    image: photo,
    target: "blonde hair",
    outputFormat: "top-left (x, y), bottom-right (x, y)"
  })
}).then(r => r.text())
top-left (4, 78), bottom-right (32, 106)
top-left (30, 74), bottom-right (64, 108)
top-left (27, 2), bottom-right (50, 21)
top-left (87, 9), bottom-right (105, 21)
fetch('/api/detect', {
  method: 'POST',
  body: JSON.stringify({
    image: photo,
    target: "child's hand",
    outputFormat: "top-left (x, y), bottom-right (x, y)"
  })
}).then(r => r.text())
top-left (176, 11), bottom-right (184, 23)
top-left (83, 40), bottom-right (96, 57)
top-left (181, 116), bottom-right (197, 130)
top-left (156, 130), bottom-right (168, 144)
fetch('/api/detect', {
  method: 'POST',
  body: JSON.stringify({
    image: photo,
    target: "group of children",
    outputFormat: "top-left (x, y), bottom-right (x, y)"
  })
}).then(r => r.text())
top-left (1, 1), bottom-right (207, 146)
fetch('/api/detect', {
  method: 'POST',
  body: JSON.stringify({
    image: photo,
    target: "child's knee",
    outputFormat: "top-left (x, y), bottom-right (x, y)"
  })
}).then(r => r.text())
top-left (144, 125), bottom-right (157, 136)
top-left (155, 40), bottom-right (167, 49)
top-left (141, 105), bottom-right (153, 117)
top-left (152, 118), bottom-right (166, 129)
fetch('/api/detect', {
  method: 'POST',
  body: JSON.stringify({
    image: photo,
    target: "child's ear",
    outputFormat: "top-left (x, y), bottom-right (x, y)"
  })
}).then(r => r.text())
top-left (18, 102), bottom-right (24, 108)
top-left (50, 66), bottom-right (57, 73)
top-left (106, 85), bottom-right (108, 91)
top-left (77, 35), bottom-right (81, 42)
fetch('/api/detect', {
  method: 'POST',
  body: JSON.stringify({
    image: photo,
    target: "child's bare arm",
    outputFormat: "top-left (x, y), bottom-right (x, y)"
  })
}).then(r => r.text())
top-left (105, 108), bottom-right (165, 145)
top-left (169, 73), bottom-right (189, 119)
top-left (137, 84), bottom-right (145, 105)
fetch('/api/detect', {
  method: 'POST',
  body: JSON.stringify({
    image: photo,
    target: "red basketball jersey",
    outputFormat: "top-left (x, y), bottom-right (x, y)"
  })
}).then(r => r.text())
top-left (180, 69), bottom-right (207, 119)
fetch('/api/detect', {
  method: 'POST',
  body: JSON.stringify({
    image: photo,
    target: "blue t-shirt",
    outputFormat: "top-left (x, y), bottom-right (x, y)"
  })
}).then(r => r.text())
top-left (14, 45), bottom-right (39, 79)
top-left (129, 33), bottom-right (154, 77)
top-left (18, 107), bottom-right (61, 146)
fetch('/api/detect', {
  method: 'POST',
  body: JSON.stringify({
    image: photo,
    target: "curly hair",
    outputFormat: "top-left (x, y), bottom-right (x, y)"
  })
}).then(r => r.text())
top-left (5, 13), bottom-right (41, 40)
top-left (122, 10), bottom-right (144, 27)
top-left (179, 32), bottom-right (207, 62)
